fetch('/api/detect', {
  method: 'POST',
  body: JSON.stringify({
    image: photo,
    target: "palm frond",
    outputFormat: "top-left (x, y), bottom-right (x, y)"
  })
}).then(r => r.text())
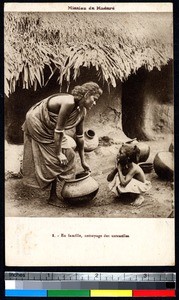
top-left (4, 11), bottom-right (173, 96)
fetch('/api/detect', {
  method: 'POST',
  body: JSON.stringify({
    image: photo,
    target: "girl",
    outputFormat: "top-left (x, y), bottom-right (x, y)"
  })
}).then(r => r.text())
top-left (107, 144), bottom-right (151, 206)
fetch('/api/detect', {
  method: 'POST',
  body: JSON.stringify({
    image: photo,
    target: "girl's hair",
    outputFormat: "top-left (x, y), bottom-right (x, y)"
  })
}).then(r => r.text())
top-left (71, 82), bottom-right (103, 101)
top-left (118, 144), bottom-right (140, 164)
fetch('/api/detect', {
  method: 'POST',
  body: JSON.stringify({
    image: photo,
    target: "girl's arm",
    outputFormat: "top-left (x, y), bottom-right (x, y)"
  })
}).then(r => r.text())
top-left (107, 168), bottom-right (118, 182)
top-left (117, 164), bottom-right (136, 187)
top-left (76, 119), bottom-right (91, 172)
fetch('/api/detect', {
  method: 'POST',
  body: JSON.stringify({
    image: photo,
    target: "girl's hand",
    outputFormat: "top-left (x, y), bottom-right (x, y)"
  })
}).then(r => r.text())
top-left (120, 181), bottom-right (127, 187)
top-left (81, 161), bottom-right (91, 172)
top-left (116, 160), bottom-right (122, 169)
top-left (57, 153), bottom-right (68, 165)
top-left (116, 154), bottom-right (122, 166)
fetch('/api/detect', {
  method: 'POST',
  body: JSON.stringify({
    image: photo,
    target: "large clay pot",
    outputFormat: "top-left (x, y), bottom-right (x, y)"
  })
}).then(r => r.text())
top-left (65, 135), bottom-right (76, 150)
top-left (154, 151), bottom-right (174, 180)
top-left (61, 171), bottom-right (99, 203)
top-left (126, 140), bottom-right (150, 162)
top-left (137, 142), bottom-right (150, 162)
top-left (84, 129), bottom-right (99, 152)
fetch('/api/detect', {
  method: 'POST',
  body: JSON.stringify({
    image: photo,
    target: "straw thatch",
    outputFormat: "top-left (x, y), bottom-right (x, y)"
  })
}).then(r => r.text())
top-left (4, 12), bottom-right (173, 96)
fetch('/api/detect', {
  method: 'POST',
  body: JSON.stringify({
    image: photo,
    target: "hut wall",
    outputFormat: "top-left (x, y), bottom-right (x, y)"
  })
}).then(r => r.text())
top-left (68, 67), bottom-right (123, 138)
top-left (5, 62), bottom-right (173, 145)
top-left (84, 83), bottom-right (122, 137)
top-left (142, 63), bottom-right (174, 137)
top-left (122, 62), bottom-right (173, 140)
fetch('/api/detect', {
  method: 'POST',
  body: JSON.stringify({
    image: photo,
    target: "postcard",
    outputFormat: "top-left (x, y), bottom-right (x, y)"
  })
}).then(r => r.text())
top-left (5, 2), bottom-right (174, 266)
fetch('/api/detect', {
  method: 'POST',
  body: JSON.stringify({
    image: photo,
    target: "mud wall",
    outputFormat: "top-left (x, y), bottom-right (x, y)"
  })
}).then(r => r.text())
top-left (84, 83), bottom-right (122, 136)
top-left (122, 61), bottom-right (173, 140)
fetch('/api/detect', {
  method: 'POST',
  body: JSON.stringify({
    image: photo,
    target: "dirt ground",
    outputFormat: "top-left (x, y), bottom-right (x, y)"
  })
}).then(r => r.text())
top-left (5, 133), bottom-right (174, 218)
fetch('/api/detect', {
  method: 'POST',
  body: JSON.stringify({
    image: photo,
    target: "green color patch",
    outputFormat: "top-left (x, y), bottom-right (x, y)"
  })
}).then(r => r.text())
top-left (48, 290), bottom-right (90, 297)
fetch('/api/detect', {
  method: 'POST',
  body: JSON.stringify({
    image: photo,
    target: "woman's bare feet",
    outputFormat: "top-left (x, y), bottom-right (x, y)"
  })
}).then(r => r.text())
top-left (47, 179), bottom-right (63, 207)
top-left (48, 195), bottom-right (63, 207)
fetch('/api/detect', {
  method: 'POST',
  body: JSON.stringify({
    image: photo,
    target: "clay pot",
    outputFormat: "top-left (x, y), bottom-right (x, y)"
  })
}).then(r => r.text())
top-left (169, 142), bottom-right (174, 153)
top-left (61, 171), bottom-right (99, 203)
top-left (154, 151), bottom-right (174, 180)
top-left (65, 135), bottom-right (76, 150)
top-left (139, 162), bottom-right (153, 173)
top-left (84, 129), bottom-right (99, 152)
top-left (127, 140), bottom-right (150, 162)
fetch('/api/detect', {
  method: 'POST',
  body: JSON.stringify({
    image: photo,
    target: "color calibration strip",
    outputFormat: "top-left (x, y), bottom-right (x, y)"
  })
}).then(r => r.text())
top-left (5, 272), bottom-right (176, 297)
top-left (5, 289), bottom-right (176, 297)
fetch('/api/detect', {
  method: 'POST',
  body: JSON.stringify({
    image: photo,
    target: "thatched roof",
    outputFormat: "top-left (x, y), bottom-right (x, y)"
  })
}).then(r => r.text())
top-left (4, 12), bottom-right (173, 96)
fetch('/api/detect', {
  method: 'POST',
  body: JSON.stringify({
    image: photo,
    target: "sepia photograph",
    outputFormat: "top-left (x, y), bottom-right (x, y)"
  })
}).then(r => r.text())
top-left (4, 3), bottom-right (175, 266)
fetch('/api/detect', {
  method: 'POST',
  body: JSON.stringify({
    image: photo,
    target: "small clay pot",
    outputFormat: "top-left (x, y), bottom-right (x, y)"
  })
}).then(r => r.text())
top-left (139, 162), bottom-right (153, 173)
top-left (84, 129), bottom-right (99, 152)
top-left (61, 171), bottom-right (99, 203)
top-left (154, 151), bottom-right (174, 180)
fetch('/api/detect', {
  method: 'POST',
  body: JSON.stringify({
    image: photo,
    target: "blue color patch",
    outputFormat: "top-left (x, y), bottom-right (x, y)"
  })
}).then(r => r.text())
top-left (5, 289), bottom-right (47, 297)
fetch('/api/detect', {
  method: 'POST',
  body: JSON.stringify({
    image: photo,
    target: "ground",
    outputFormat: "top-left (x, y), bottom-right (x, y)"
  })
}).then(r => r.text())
top-left (5, 133), bottom-right (174, 218)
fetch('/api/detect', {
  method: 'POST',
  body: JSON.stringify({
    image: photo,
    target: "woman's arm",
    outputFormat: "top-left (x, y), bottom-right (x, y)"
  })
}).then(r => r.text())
top-left (76, 119), bottom-right (91, 171)
top-left (53, 98), bottom-right (74, 163)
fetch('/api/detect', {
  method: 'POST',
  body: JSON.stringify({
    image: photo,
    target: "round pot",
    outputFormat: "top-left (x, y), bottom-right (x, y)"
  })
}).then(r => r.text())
top-left (154, 151), bottom-right (174, 180)
top-left (61, 171), bottom-right (99, 203)
top-left (84, 129), bottom-right (99, 152)
top-left (129, 141), bottom-right (150, 162)
top-left (139, 162), bottom-right (153, 173)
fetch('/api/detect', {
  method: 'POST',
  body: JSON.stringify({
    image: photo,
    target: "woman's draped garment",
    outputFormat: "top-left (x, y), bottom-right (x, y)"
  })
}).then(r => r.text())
top-left (22, 95), bottom-right (86, 189)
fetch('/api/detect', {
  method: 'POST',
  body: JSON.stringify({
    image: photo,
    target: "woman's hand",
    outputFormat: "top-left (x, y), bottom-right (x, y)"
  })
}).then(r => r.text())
top-left (57, 152), bottom-right (68, 165)
top-left (81, 161), bottom-right (91, 172)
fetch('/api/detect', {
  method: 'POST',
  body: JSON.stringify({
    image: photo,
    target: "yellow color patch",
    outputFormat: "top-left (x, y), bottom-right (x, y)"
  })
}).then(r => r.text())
top-left (91, 290), bottom-right (132, 297)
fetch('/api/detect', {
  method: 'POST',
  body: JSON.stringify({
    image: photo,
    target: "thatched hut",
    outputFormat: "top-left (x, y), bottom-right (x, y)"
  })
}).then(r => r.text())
top-left (5, 12), bottom-right (173, 143)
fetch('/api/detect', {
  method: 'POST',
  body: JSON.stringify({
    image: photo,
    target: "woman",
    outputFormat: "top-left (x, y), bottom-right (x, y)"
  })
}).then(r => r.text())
top-left (22, 82), bottom-right (103, 203)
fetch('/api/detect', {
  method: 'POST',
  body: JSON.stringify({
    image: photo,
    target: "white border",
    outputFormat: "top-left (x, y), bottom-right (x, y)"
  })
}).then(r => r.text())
top-left (5, 217), bottom-right (175, 266)
top-left (4, 2), bottom-right (173, 13)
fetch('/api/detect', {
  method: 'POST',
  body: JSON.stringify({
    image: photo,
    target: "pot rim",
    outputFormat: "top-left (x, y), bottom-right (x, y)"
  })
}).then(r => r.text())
top-left (64, 171), bottom-right (91, 183)
top-left (85, 129), bottom-right (95, 139)
top-left (139, 162), bottom-right (153, 166)
top-left (156, 151), bottom-right (174, 154)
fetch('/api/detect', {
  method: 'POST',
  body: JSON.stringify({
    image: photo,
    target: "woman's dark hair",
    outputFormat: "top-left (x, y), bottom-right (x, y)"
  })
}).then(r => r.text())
top-left (71, 82), bottom-right (103, 101)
